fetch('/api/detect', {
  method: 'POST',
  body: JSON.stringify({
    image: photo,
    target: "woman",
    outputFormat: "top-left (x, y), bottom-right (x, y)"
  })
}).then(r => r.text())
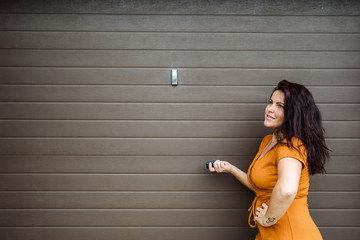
top-left (208, 80), bottom-right (330, 240)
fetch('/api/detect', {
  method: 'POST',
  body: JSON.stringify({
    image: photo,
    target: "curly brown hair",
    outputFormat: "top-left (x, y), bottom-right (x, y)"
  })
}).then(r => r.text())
top-left (272, 80), bottom-right (330, 175)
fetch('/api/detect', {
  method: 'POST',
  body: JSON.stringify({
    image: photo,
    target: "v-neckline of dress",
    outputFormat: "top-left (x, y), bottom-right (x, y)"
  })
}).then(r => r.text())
top-left (257, 135), bottom-right (277, 160)
top-left (248, 135), bottom-right (276, 190)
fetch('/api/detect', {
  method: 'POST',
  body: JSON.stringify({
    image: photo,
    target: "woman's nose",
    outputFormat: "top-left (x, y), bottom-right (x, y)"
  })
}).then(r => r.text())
top-left (267, 104), bottom-right (275, 112)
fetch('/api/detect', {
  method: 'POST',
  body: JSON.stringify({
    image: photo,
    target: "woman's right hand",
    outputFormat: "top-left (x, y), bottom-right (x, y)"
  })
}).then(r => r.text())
top-left (208, 160), bottom-right (233, 174)
top-left (208, 160), bottom-right (254, 191)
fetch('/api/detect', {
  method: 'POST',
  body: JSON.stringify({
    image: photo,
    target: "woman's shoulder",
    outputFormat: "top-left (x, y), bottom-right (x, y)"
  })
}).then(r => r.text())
top-left (277, 137), bottom-right (307, 163)
top-left (257, 135), bottom-right (273, 150)
top-left (280, 136), bottom-right (305, 149)
top-left (261, 134), bottom-right (273, 144)
top-left (263, 134), bottom-right (273, 141)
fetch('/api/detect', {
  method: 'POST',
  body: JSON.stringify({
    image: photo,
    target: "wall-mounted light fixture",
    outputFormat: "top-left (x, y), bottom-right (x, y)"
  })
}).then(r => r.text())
top-left (171, 69), bottom-right (178, 86)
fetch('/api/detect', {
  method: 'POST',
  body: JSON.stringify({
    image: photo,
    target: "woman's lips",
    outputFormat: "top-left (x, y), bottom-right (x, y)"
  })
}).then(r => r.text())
top-left (266, 114), bottom-right (275, 120)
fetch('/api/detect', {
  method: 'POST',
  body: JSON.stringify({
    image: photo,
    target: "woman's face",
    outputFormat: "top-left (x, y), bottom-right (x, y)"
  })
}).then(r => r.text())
top-left (264, 90), bottom-right (285, 129)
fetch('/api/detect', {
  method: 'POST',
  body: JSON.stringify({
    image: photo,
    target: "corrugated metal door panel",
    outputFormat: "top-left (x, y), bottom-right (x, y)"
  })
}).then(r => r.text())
top-left (0, 227), bottom-right (359, 240)
top-left (1, 0), bottom-right (359, 15)
top-left (0, 138), bottom-right (359, 156)
top-left (2, 32), bottom-right (360, 51)
top-left (1, 86), bottom-right (359, 103)
top-left (0, 209), bottom-right (358, 227)
top-left (1, 68), bottom-right (359, 86)
top-left (0, 174), bottom-right (358, 191)
top-left (1, 103), bottom-right (359, 120)
top-left (0, 227), bottom-right (357, 240)
top-left (0, 227), bottom-right (258, 240)
top-left (1, 120), bottom-right (359, 138)
top-left (0, 192), bottom-right (359, 209)
top-left (1, 50), bottom-right (359, 68)
top-left (1, 14), bottom-right (359, 32)
top-left (0, 156), bottom-right (357, 174)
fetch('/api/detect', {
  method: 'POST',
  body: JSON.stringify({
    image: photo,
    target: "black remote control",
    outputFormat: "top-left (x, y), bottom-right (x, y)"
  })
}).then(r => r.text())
top-left (206, 160), bottom-right (216, 169)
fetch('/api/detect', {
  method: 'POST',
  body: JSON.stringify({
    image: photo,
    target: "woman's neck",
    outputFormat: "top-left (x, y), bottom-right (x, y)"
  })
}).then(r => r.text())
top-left (272, 132), bottom-right (284, 143)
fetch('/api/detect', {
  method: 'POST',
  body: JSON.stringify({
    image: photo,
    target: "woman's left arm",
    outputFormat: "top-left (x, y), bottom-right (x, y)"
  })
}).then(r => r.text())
top-left (254, 157), bottom-right (302, 227)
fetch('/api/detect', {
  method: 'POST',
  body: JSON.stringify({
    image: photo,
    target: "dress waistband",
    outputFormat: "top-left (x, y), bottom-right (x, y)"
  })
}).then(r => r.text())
top-left (248, 193), bottom-right (271, 228)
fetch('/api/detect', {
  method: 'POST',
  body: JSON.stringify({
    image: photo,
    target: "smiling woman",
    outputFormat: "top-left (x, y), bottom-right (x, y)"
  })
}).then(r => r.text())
top-left (208, 80), bottom-right (330, 240)
top-left (264, 90), bottom-right (285, 129)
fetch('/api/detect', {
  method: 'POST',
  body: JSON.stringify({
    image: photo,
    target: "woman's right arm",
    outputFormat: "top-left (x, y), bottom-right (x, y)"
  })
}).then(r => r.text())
top-left (208, 160), bottom-right (254, 191)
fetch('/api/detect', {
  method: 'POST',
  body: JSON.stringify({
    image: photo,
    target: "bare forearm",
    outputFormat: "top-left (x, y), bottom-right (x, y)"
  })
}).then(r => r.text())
top-left (230, 166), bottom-right (254, 191)
top-left (209, 160), bottom-right (254, 191)
top-left (254, 157), bottom-right (302, 227)
top-left (265, 183), bottom-right (296, 222)
top-left (265, 158), bottom-right (301, 223)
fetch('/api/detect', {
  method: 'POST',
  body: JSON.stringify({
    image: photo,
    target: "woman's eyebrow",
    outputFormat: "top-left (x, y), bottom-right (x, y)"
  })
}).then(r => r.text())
top-left (270, 98), bottom-right (284, 105)
top-left (269, 98), bottom-right (284, 105)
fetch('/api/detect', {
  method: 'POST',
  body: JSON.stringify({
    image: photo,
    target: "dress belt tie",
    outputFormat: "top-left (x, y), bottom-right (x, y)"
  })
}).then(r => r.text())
top-left (248, 193), bottom-right (271, 228)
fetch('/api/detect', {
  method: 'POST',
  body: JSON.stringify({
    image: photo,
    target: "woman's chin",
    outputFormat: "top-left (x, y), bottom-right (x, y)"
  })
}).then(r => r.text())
top-left (263, 120), bottom-right (272, 128)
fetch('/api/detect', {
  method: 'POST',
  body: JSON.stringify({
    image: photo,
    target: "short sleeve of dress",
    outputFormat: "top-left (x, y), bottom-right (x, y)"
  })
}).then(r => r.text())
top-left (276, 137), bottom-right (307, 167)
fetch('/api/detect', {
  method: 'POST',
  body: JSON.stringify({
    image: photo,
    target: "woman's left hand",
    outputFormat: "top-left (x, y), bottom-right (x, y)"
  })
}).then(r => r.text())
top-left (254, 203), bottom-right (277, 227)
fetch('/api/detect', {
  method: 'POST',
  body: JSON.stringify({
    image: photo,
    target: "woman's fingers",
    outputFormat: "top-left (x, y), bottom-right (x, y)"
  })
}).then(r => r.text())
top-left (217, 160), bottom-right (228, 173)
top-left (262, 203), bottom-right (268, 211)
top-left (208, 160), bottom-right (220, 172)
top-left (208, 160), bottom-right (232, 173)
top-left (255, 203), bottom-right (268, 217)
top-left (208, 161), bottom-right (216, 172)
top-left (213, 160), bottom-right (221, 172)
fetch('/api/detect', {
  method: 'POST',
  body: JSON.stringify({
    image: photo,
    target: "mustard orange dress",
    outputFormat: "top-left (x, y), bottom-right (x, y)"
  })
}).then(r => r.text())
top-left (247, 135), bottom-right (323, 240)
